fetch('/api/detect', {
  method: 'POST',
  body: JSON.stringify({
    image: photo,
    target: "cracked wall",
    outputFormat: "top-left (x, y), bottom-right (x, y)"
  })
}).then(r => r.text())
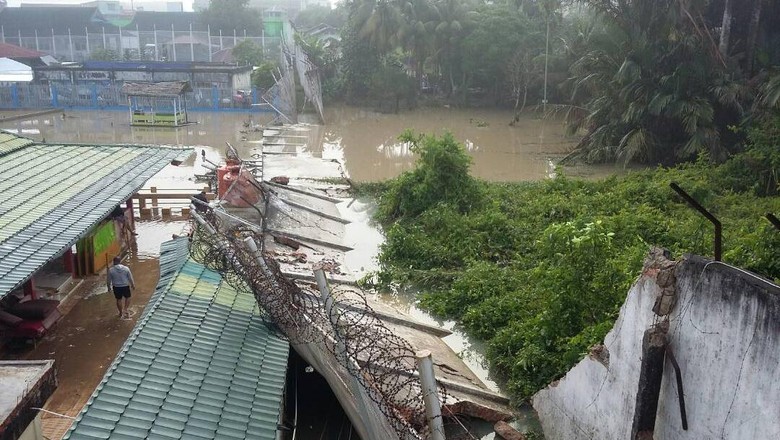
top-left (532, 250), bottom-right (780, 439)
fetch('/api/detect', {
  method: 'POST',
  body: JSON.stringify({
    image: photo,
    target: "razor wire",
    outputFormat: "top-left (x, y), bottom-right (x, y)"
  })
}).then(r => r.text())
top-left (188, 206), bottom-right (448, 439)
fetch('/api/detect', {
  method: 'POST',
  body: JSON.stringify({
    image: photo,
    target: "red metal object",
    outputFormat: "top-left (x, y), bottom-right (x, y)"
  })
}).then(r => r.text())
top-left (23, 279), bottom-right (35, 300)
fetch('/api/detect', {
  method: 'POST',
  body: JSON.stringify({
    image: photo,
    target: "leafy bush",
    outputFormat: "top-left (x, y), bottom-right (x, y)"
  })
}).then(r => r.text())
top-left (377, 130), bottom-right (484, 221)
top-left (372, 131), bottom-right (780, 402)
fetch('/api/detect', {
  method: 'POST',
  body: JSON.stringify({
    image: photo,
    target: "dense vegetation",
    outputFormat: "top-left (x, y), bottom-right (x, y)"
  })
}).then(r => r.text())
top-left (366, 121), bottom-right (779, 401)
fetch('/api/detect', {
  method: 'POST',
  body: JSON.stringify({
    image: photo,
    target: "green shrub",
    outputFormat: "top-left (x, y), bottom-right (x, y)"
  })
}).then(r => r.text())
top-left (371, 130), bottom-right (780, 402)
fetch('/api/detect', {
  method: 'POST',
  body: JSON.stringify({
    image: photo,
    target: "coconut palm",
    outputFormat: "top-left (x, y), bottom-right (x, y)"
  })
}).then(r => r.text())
top-left (397, 0), bottom-right (435, 88)
top-left (352, 0), bottom-right (405, 54)
top-left (428, 0), bottom-right (478, 97)
top-left (566, 0), bottom-right (745, 164)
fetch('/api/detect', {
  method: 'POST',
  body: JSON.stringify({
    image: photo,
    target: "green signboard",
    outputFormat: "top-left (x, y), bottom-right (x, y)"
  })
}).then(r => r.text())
top-left (92, 221), bottom-right (116, 255)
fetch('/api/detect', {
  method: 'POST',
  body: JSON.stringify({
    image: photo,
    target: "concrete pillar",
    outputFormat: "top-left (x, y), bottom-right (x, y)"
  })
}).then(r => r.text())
top-left (631, 325), bottom-right (669, 439)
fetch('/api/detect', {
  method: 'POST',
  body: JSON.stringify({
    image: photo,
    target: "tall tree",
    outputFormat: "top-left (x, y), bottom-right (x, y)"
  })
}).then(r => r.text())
top-left (719, 0), bottom-right (733, 56)
top-left (199, 0), bottom-right (263, 34)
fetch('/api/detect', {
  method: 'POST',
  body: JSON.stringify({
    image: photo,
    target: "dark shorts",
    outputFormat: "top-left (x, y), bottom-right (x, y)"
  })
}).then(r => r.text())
top-left (113, 285), bottom-right (131, 299)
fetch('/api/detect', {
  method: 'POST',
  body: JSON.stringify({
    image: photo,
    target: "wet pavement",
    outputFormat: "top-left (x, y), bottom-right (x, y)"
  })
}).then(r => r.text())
top-left (2, 222), bottom-right (188, 439)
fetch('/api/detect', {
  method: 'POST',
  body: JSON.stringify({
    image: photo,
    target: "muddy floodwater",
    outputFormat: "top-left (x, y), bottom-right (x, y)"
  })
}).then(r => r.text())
top-left (2, 106), bottom-right (615, 435)
top-left (0, 105), bottom-right (623, 185)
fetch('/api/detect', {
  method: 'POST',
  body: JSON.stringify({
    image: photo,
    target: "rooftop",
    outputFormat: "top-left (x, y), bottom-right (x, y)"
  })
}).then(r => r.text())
top-left (0, 133), bottom-right (191, 299)
top-left (121, 80), bottom-right (192, 97)
top-left (64, 238), bottom-right (290, 440)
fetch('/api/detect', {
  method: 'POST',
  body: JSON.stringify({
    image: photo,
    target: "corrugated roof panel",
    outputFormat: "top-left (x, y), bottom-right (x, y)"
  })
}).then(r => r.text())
top-left (64, 238), bottom-right (289, 440)
top-left (0, 142), bottom-right (188, 299)
top-left (0, 131), bottom-right (34, 156)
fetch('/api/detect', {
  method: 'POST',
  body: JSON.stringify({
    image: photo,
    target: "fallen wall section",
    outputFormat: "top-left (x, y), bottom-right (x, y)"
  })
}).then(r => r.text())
top-left (532, 250), bottom-right (780, 439)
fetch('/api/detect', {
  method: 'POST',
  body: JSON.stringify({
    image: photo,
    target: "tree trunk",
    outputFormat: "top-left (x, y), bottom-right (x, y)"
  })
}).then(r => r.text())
top-left (719, 0), bottom-right (732, 56)
top-left (745, 0), bottom-right (763, 75)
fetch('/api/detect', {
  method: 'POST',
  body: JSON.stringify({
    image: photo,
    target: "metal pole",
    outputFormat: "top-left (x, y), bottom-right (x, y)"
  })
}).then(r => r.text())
top-left (208, 25), bottom-right (212, 62)
top-left (670, 182), bottom-right (722, 261)
top-left (85, 27), bottom-right (90, 56)
top-left (52, 29), bottom-right (56, 57)
top-left (34, 29), bottom-right (39, 51)
top-left (171, 23), bottom-right (177, 62)
top-left (189, 23), bottom-right (194, 61)
top-left (68, 28), bottom-right (74, 61)
top-left (119, 26), bottom-right (123, 57)
top-left (1, 25), bottom-right (5, 44)
top-left (233, 28), bottom-right (237, 46)
top-left (416, 351), bottom-right (445, 440)
top-left (665, 347), bottom-right (688, 431)
top-left (219, 29), bottom-right (223, 50)
top-left (136, 23), bottom-right (140, 60)
top-left (153, 24), bottom-right (158, 60)
top-left (543, 17), bottom-right (549, 114)
top-left (102, 26), bottom-right (106, 49)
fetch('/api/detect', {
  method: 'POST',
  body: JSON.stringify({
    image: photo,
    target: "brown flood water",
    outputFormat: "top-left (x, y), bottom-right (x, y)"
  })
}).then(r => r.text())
top-left (1, 106), bottom-right (615, 436)
top-left (0, 105), bottom-right (622, 185)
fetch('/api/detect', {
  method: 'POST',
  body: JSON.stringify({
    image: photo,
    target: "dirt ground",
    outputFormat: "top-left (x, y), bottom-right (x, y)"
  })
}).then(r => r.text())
top-left (3, 256), bottom-right (161, 439)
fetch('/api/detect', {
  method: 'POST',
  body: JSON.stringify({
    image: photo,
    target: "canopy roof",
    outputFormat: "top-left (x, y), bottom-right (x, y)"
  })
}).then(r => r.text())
top-left (121, 81), bottom-right (193, 97)
top-left (0, 57), bottom-right (33, 82)
top-left (64, 238), bottom-right (289, 440)
top-left (0, 132), bottom-right (191, 299)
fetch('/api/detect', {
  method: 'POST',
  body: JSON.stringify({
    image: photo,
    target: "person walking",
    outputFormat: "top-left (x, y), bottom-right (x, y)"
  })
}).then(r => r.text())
top-left (108, 256), bottom-right (135, 319)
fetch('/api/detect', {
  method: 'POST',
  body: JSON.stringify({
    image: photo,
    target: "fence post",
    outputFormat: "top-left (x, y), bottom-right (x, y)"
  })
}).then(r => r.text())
top-left (252, 86), bottom-right (258, 107)
top-left (91, 83), bottom-right (98, 108)
top-left (416, 351), bottom-right (445, 440)
top-left (11, 83), bottom-right (19, 108)
top-left (51, 84), bottom-right (58, 107)
top-left (212, 85), bottom-right (219, 110)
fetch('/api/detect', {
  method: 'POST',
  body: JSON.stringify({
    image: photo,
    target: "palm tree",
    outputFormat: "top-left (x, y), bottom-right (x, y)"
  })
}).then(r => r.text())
top-left (353, 0), bottom-right (405, 54)
top-left (397, 0), bottom-right (435, 89)
top-left (566, 0), bottom-right (745, 164)
top-left (428, 0), bottom-right (477, 97)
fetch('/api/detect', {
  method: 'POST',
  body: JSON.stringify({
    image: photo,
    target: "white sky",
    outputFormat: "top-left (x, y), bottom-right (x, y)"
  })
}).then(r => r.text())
top-left (5, 0), bottom-right (197, 11)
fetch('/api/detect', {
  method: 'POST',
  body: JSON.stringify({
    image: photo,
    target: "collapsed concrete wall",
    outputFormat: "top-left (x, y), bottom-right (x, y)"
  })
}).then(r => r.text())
top-left (532, 249), bottom-right (780, 439)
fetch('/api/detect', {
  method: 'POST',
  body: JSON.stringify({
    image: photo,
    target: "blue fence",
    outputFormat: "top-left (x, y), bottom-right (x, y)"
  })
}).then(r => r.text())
top-left (0, 83), bottom-right (266, 112)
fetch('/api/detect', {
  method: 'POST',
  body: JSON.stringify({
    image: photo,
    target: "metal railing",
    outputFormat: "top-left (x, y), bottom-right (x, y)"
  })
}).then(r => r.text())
top-left (0, 83), bottom-right (267, 111)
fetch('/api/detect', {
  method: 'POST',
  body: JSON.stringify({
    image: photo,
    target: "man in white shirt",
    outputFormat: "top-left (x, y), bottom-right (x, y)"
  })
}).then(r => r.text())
top-left (108, 256), bottom-right (135, 319)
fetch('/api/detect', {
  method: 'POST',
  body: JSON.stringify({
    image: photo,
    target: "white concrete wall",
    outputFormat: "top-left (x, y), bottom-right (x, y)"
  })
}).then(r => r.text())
top-left (533, 253), bottom-right (780, 439)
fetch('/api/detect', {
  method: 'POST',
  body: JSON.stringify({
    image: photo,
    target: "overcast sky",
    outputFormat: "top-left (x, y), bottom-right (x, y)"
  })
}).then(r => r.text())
top-left (5, 1), bottom-right (197, 11)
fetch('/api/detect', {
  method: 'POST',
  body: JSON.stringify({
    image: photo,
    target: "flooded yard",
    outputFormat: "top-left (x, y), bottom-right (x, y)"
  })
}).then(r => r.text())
top-left (1, 105), bottom-right (603, 437)
top-left (0, 105), bottom-right (618, 185)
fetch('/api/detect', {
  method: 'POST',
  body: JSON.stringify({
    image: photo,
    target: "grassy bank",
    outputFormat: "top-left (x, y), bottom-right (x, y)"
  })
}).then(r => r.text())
top-left (364, 130), bottom-right (780, 402)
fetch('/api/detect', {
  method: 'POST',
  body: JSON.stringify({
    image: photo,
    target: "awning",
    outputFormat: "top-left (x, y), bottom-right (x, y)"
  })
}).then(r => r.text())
top-left (0, 57), bottom-right (33, 82)
top-left (0, 133), bottom-right (192, 299)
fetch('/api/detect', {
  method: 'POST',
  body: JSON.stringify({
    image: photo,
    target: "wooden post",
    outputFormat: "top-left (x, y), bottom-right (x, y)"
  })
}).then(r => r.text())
top-left (181, 207), bottom-right (190, 218)
top-left (125, 198), bottom-right (136, 231)
top-left (140, 208), bottom-right (152, 220)
top-left (416, 350), bottom-right (445, 440)
top-left (150, 186), bottom-right (158, 217)
top-left (23, 279), bottom-right (35, 300)
top-left (631, 325), bottom-right (669, 439)
top-left (162, 207), bottom-right (172, 219)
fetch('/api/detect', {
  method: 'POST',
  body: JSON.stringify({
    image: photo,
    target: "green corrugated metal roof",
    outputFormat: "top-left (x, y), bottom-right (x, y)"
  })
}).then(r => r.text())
top-left (0, 130), bottom-right (35, 156)
top-left (0, 135), bottom-right (191, 299)
top-left (64, 238), bottom-right (290, 440)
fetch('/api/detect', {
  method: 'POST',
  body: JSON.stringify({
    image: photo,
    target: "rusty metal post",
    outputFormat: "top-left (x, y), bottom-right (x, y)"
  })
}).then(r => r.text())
top-left (767, 213), bottom-right (780, 231)
top-left (665, 347), bottom-right (688, 431)
top-left (670, 183), bottom-right (722, 261)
